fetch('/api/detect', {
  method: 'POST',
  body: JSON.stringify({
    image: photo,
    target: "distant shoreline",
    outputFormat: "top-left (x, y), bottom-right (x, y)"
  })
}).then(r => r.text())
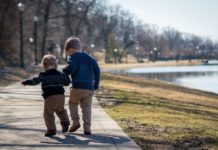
top-left (100, 60), bottom-right (202, 72)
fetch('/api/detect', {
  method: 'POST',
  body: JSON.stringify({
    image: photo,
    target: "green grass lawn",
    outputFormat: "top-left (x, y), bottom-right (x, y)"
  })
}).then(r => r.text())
top-left (96, 73), bottom-right (218, 150)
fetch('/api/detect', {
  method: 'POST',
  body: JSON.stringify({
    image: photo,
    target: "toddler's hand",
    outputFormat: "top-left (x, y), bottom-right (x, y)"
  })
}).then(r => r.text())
top-left (21, 81), bottom-right (26, 85)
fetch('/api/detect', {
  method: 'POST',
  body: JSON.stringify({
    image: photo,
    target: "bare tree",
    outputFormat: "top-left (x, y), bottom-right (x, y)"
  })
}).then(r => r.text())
top-left (117, 12), bottom-right (137, 62)
top-left (93, 4), bottom-right (120, 62)
top-left (40, 0), bottom-right (54, 59)
top-left (0, 0), bottom-right (18, 65)
top-left (162, 27), bottom-right (182, 52)
top-left (135, 23), bottom-right (158, 51)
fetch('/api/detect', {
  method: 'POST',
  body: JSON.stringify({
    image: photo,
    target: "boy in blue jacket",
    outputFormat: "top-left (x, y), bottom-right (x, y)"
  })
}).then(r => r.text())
top-left (62, 37), bottom-right (100, 135)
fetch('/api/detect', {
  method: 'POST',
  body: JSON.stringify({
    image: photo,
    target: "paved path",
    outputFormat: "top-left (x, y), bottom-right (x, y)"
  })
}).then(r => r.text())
top-left (0, 83), bottom-right (141, 150)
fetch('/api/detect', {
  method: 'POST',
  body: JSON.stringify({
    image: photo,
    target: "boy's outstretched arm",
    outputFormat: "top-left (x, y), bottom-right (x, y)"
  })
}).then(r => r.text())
top-left (22, 74), bottom-right (41, 86)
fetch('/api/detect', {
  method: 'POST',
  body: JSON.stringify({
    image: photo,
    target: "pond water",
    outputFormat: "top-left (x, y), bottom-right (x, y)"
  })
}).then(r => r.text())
top-left (116, 65), bottom-right (218, 94)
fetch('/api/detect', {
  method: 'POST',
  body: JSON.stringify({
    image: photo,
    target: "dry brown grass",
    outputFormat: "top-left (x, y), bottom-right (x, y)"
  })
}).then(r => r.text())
top-left (102, 73), bottom-right (218, 108)
top-left (96, 73), bottom-right (218, 150)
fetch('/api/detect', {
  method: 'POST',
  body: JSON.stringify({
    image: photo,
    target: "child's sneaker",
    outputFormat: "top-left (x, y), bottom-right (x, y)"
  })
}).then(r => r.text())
top-left (69, 124), bottom-right (81, 132)
top-left (44, 130), bottom-right (56, 137)
top-left (84, 131), bottom-right (91, 135)
top-left (62, 125), bottom-right (69, 133)
top-left (84, 125), bottom-right (91, 135)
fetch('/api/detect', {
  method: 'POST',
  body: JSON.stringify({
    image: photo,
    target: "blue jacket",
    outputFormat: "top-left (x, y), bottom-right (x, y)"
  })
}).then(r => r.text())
top-left (62, 51), bottom-right (100, 90)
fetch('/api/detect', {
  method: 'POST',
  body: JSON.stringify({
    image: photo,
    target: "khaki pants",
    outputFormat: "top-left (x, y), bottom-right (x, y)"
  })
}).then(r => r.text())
top-left (69, 88), bottom-right (94, 131)
top-left (44, 95), bottom-right (70, 131)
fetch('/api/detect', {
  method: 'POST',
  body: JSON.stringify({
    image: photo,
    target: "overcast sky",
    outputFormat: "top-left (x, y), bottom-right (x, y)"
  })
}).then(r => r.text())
top-left (109, 0), bottom-right (218, 42)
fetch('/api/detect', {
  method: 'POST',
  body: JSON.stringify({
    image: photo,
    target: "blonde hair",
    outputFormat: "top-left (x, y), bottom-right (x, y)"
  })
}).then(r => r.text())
top-left (41, 55), bottom-right (58, 70)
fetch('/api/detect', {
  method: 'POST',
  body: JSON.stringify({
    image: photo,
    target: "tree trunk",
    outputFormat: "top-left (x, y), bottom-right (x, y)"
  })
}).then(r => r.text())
top-left (40, 0), bottom-right (52, 59)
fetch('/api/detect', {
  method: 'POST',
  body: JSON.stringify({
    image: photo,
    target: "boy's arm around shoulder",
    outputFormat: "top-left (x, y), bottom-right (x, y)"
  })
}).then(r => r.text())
top-left (61, 73), bottom-right (71, 86)
top-left (62, 55), bottom-right (77, 76)
top-left (22, 73), bottom-right (42, 86)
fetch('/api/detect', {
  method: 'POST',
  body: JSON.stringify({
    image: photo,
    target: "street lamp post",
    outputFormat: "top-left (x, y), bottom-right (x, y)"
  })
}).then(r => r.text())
top-left (18, 2), bottom-right (25, 68)
top-left (90, 43), bottom-right (95, 55)
top-left (91, 44), bottom-right (95, 51)
top-left (33, 16), bottom-right (38, 64)
top-left (153, 47), bottom-right (158, 61)
top-left (149, 51), bottom-right (153, 61)
top-left (135, 46), bottom-right (139, 62)
top-left (114, 48), bottom-right (118, 64)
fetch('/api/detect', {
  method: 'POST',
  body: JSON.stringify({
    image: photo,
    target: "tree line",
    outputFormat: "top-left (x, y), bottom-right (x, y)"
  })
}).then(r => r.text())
top-left (0, 0), bottom-right (218, 67)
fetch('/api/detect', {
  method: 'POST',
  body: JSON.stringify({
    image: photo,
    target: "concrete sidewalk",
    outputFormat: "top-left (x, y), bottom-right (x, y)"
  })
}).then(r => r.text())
top-left (0, 83), bottom-right (141, 150)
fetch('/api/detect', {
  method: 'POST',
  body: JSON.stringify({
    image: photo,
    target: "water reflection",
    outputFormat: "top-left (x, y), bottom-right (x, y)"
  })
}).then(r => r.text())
top-left (174, 73), bottom-right (218, 93)
top-left (113, 65), bottom-right (218, 94)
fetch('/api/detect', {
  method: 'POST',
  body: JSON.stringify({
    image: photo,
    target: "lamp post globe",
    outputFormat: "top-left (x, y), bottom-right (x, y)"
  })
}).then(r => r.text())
top-left (91, 44), bottom-right (95, 48)
top-left (34, 16), bottom-right (38, 22)
top-left (29, 37), bottom-right (34, 44)
top-left (18, 2), bottom-right (25, 12)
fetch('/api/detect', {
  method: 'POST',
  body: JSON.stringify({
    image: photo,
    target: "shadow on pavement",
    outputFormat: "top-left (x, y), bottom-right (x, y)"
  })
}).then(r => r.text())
top-left (41, 133), bottom-right (131, 145)
top-left (0, 124), bottom-right (45, 132)
top-left (0, 124), bottom-right (131, 147)
top-left (0, 134), bottom-right (132, 148)
top-left (0, 91), bottom-right (41, 96)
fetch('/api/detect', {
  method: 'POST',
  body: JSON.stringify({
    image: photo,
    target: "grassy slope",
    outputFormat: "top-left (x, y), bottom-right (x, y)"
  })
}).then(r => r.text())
top-left (96, 73), bottom-right (218, 150)
top-left (0, 66), bottom-right (41, 88)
